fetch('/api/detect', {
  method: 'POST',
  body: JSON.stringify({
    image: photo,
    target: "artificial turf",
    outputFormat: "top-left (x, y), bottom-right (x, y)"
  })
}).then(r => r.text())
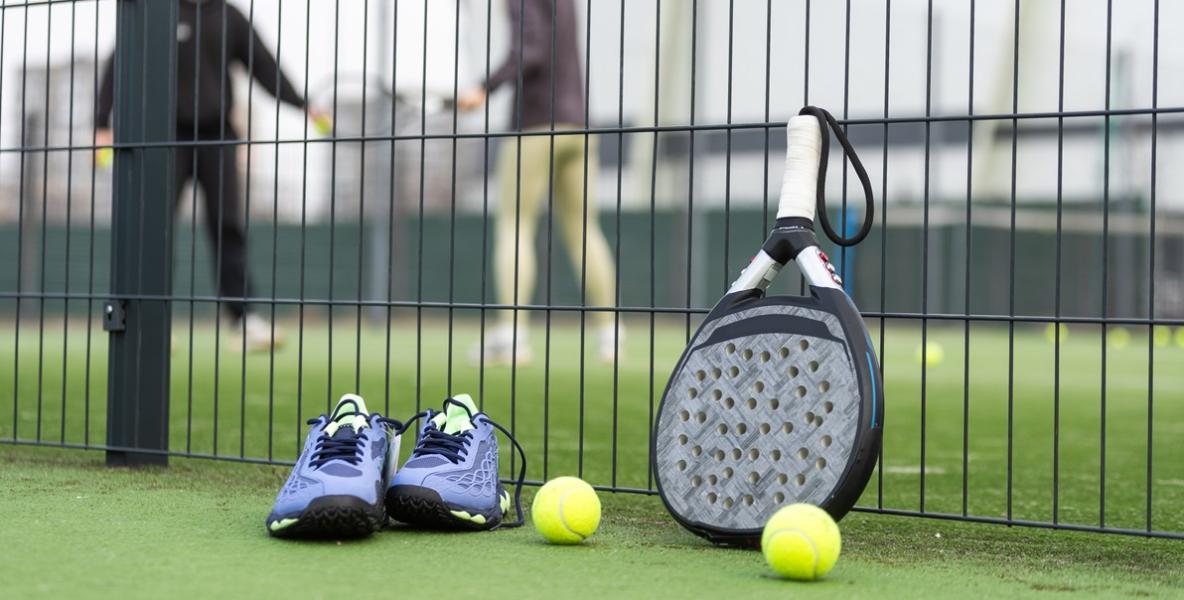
top-left (2, 446), bottom-right (1183, 598)
top-left (2, 317), bottom-right (1184, 597)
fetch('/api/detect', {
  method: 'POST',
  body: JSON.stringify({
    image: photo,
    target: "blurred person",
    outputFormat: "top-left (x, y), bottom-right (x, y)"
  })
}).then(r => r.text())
top-left (459, 0), bottom-right (621, 366)
top-left (95, 0), bottom-right (323, 351)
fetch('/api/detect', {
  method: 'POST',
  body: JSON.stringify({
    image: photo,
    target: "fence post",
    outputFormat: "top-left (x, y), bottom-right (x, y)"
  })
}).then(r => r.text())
top-left (105, 0), bottom-right (177, 467)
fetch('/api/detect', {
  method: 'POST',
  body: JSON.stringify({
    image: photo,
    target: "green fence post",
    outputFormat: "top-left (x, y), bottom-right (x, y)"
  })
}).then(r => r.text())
top-left (105, 0), bottom-right (177, 467)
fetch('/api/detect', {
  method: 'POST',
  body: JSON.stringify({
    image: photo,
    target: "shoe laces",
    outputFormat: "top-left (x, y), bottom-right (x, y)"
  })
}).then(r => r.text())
top-left (413, 423), bottom-right (473, 463)
top-left (306, 415), bottom-right (371, 469)
top-left (379, 397), bottom-right (527, 529)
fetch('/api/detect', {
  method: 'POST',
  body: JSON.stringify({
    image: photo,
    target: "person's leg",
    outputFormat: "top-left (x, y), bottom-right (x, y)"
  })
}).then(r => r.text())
top-left (553, 132), bottom-right (622, 361)
top-left (194, 134), bottom-right (250, 321)
top-left (173, 143), bottom-right (195, 207)
top-left (554, 133), bottom-right (616, 327)
top-left (470, 132), bottom-right (552, 364)
top-left (494, 133), bottom-right (552, 330)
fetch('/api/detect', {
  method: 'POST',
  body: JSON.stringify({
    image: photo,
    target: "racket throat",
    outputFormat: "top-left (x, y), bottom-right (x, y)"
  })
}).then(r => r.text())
top-left (728, 220), bottom-right (843, 295)
top-left (794, 246), bottom-right (843, 290)
top-left (726, 251), bottom-right (783, 295)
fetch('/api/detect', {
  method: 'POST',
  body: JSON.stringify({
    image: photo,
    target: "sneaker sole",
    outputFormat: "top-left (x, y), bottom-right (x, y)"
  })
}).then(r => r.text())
top-left (385, 485), bottom-right (506, 531)
top-left (266, 495), bottom-right (384, 539)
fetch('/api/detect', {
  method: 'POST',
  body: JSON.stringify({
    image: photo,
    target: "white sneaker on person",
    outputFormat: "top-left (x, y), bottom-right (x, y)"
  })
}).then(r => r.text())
top-left (468, 324), bottom-right (533, 366)
top-left (229, 313), bottom-right (286, 353)
top-left (598, 323), bottom-right (625, 364)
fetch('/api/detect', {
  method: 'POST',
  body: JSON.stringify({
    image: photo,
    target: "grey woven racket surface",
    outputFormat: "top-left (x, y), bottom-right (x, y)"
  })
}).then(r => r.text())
top-left (655, 304), bottom-right (859, 531)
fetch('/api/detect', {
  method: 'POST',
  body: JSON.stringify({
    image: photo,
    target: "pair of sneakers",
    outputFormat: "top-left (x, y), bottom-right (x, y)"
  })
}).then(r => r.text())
top-left (265, 393), bottom-right (524, 538)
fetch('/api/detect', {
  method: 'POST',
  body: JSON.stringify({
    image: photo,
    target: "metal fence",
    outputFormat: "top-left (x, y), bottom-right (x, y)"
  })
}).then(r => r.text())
top-left (2, 0), bottom-right (1183, 540)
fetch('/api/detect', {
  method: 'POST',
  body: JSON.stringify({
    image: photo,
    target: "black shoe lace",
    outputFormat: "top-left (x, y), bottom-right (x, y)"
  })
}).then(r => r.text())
top-left (305, 416), bottom-right (366, 469)
top-left (413, 424), bottom-right (472, 462)
top-left (378, 397), bottom-right (528, 529)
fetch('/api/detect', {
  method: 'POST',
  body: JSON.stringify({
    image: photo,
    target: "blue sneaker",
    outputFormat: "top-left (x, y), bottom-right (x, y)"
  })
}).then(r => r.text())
top-left (385, 394), bottom-right (525, 530)
top-left (266, 394), bottom-right (399, 538)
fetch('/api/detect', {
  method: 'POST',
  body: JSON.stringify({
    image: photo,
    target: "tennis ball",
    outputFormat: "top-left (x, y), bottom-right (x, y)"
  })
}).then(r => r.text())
top-left (312, 114), bottom-right (334, 136)
top-left (531, 476), bottom-right (601, 544)
top-left (1153, 326), bottom-right (1171, 348)
top-left (1044, 323), bottom-right (1069, 345)
top-left (914, 341), bottom-right (944, 367)
top-left (1109, 327), bottom-right (1131, 349)
top-left (95, 147), bottom-right (113, 168)
top-left (761, 503), bottom-right (841, 581)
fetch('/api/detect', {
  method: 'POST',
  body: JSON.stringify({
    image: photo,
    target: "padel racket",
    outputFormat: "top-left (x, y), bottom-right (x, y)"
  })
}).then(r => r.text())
top-left (653, 106), bottom-right (882, 547)
top-left (308, 72), bottom-right (456, 137)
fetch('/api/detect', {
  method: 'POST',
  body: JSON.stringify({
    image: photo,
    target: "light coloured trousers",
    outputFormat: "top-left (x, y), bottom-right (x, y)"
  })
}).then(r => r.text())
top-left (496, 127), bottom-right (616, 330)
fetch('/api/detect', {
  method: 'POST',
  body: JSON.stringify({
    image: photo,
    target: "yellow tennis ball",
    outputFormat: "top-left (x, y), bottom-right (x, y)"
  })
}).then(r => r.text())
top-left (95, 147), bottom-right (114, 168)
top-left (1153, 326), bottom-right (1170, 348)
top-left (313, 114), bottom-right (334, 136)
top-left (1045, 323), bottom-right (1069, 345)
top-left (914, 341), bottom-right (944, 367)
top-left (1109, 327), bottom-right (1131, 349)
top-left (531, 476), bottom-right (601, 544)
top-left (761, 503), bottom-right (841, 581)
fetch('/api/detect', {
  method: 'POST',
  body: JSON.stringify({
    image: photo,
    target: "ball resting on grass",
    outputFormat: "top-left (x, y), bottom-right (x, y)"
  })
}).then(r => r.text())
top-left (761, 503), bottom-right (841, 581)
top-left (1153, 326), bottom-right (1171, 348)
top-left (532, 477), bottom-right (601, 544)
top-left (1109, 327), bottom-right (1131, 349)
top-left (914, 341), bottom-right (944, 367)
top-left (1044, 323), bottom-right (1069, 345)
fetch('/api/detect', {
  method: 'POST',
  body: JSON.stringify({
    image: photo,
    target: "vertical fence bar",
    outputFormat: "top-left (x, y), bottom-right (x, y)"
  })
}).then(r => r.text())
top-left (60, 0), bottom-right (79, 446)
top-left (86, 3), bottom-right (99, 448)
top-left (183, 0), bottom-right (203, 456)
top-left (327, 0), bottom-right (340, 412)
top-left (105, 0), bottom-right (178, 467)
top-left (1099, 0), bottom-right (1112, 529)
top-left (12, 1), bottom-right (28, 445)
top-left (721, 1), bottom-right (733, 293)
top-left (576, 0), bottom-right (593, 478)
top-left (685, 0), bottom-right (697, 339)
top-left (385, 0), bottom-right (402, 419)
top-left (962, 0), bottom-right (975, 518)
top-left (876, 0), bottom-right (890, 511)
top-left (541, 0), bottom-right (557, 484)
top-left (1052, 0), bottom-right (1066, 524)
top-left (645, 0), bottom-right (661, 492)
top-left (241, 0), bottom-right (256, 459)
top-left (1005, 0), bottom-right (1020, 523)
top-left (356, 0), bottom-right (370, 394)
top-left (919, 0), bottom-right (932, 513)
top-left (267, 0), bottom-right (286, 461)
top-left (612, 0), bottom-right (626, 489)
top-left (211, 0), bottom-right (229, 455)
top-left (1145, 0), bottom-right (1159, 534)
top-left (35, 0), bottom-right (52, 444)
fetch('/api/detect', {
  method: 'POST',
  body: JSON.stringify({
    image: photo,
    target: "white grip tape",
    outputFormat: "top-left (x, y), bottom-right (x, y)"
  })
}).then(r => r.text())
top-left (776, 115), bottom-right (823, 220)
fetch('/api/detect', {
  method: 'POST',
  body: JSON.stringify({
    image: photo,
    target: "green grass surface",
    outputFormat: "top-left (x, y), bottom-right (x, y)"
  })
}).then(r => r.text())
top-left (3, 316), bottom-right (1184, 597)
top-left (2, 446), bottom-right (1183, 598)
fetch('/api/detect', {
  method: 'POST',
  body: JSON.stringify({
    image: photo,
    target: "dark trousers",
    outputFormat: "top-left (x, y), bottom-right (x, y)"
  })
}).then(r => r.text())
top-left (176, 127), bottom-right (251, 319)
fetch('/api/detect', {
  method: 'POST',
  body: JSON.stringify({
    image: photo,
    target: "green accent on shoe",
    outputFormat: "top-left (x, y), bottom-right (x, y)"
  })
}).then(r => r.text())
top-left (269, 518), bottom-right (299, 532)
top-left (449, 509), bottom-right (487, 525)
top-left (325, 394), bottom-right (370, 436)
top-left (431, 394), bottom-right (478, 435)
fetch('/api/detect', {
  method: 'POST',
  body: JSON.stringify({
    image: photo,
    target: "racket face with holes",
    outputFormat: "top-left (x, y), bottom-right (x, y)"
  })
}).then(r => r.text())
top-left (653, 286), bottom-right (881, 547)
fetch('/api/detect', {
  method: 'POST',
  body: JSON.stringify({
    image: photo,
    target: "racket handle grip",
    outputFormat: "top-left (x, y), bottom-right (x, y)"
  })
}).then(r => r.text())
top-left (776, 114), bottom-right (823, 221)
